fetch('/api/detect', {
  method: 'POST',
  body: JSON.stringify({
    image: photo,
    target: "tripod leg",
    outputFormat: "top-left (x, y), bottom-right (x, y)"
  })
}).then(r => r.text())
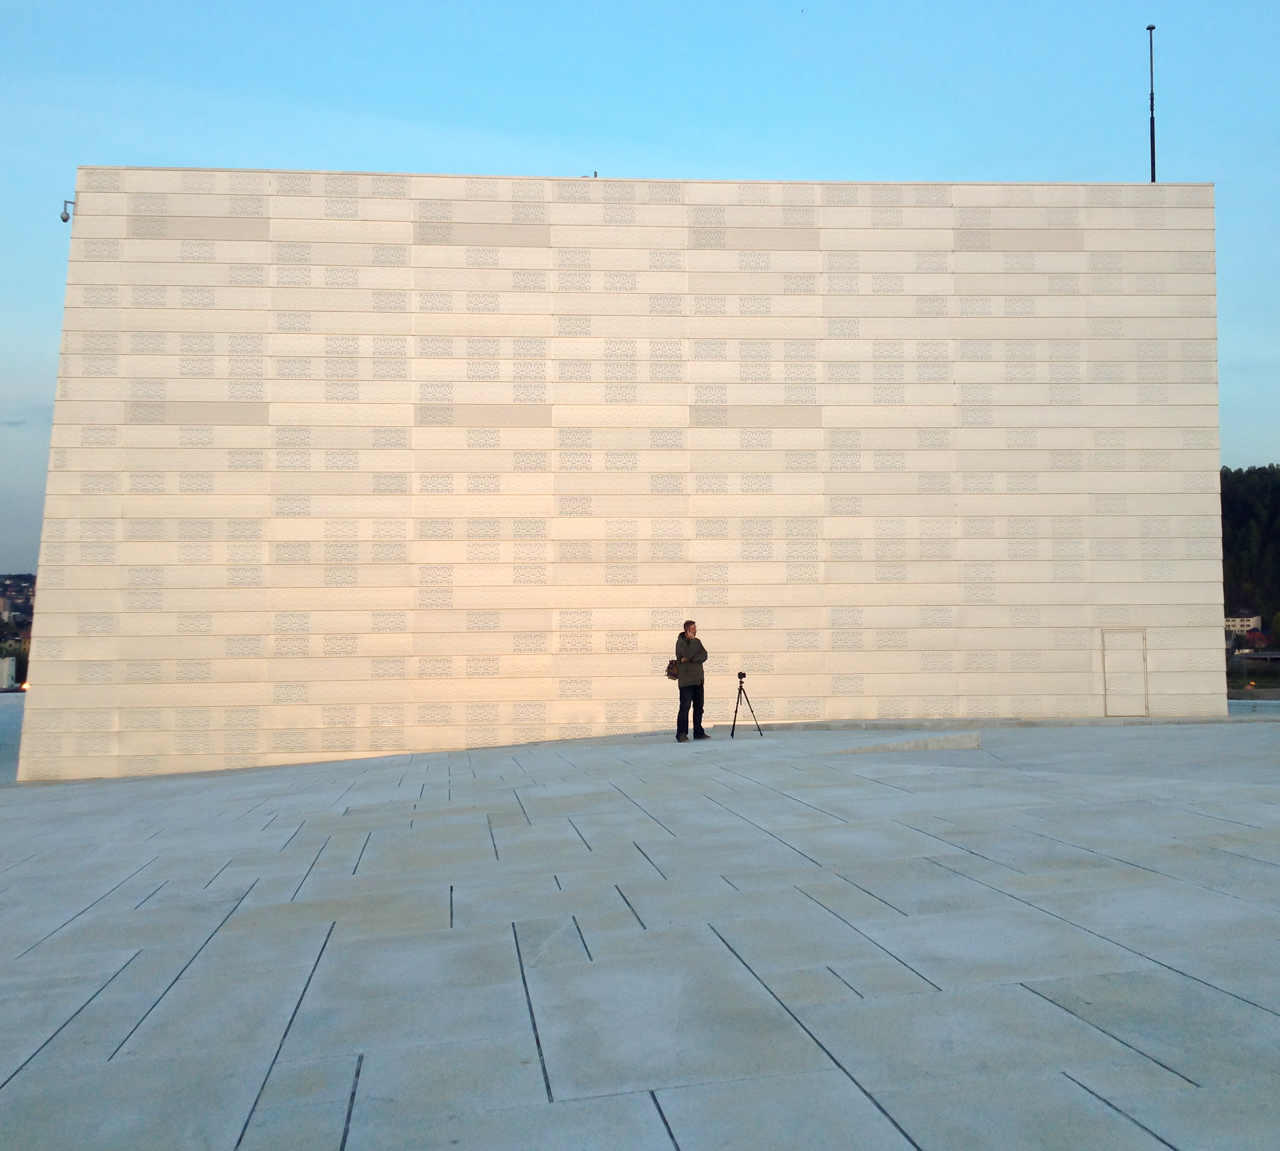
top-left (731, 683), bottom-right (742, 738)
top-left (740, 686), bottom-right (764, 736)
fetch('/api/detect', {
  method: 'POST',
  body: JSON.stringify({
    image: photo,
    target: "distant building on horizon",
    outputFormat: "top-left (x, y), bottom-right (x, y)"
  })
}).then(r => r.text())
top-left (1225, 611), bottom-right (1263, 635)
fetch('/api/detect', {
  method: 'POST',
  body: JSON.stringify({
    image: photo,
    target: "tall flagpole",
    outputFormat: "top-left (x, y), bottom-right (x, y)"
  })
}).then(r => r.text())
top-left (1147, 25), bottom-right (1157, 182)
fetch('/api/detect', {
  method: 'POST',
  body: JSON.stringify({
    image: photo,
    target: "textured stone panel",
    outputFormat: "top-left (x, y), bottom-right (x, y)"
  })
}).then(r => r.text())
top-left (20, 170), bottom-right (1225, 778)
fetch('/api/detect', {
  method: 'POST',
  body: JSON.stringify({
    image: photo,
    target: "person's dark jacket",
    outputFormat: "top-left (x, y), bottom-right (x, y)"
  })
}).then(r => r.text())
top-left (675, 633), bottom-right (707, 687)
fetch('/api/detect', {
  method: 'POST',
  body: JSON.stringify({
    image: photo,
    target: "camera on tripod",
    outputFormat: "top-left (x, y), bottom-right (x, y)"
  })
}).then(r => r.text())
top-left (731, 670), bottom-right (762, 737)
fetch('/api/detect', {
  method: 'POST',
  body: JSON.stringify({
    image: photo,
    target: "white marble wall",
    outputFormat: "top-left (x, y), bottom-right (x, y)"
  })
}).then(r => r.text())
top-left (18, 170), bottom-right (1225, 779)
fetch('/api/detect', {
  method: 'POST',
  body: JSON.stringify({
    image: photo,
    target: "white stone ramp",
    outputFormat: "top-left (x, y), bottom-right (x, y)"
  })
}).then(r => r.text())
top-left (0, 722), bottom-right (1277, 1149)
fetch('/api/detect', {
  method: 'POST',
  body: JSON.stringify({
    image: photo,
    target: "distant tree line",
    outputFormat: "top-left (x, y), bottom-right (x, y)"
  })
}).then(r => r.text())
top-left (1221, 464), bottom-right (1280, 633)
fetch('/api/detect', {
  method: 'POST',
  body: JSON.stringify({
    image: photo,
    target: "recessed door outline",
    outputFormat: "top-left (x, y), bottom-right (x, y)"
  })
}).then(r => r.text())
top-left (1102, 629), bottom-right (1148, 717)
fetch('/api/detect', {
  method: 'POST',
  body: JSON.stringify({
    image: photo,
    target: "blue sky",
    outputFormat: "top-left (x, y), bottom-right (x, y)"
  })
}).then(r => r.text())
top-left (1, 0), bottom-right (1275, 571)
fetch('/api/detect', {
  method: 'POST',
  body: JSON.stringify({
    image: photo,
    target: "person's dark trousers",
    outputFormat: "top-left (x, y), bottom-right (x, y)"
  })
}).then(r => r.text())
top-left (677, 684), bottom-right (705, 738)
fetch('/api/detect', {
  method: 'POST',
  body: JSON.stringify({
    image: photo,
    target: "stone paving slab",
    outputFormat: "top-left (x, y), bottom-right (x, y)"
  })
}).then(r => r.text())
top-left (0, 722), bottom-right (1277, 1150)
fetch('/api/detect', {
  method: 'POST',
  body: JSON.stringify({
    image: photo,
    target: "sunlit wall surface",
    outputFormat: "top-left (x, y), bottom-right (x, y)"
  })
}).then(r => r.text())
top-left (19, 170), bottom-right (1225, 779)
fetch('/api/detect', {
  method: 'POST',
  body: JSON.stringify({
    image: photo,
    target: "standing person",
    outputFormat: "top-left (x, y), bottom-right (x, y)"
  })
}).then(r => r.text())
top-left (675, 620), bottom-right (710, 742)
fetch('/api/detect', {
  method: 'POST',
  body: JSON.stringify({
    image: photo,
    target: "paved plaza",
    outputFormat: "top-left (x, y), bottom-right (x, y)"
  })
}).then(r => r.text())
top-left (1, 719), bottom-right (1279, 1150)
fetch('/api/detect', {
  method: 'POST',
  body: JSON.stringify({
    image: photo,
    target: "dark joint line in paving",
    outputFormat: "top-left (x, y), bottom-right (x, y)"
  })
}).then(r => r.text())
top-left (841, 770), bottom-right (915, 794)
top-left (0, 852), bottom-right (40, 875)
top-left (650, 1090), bottom-right (683, 1150)
top-left (1152, 801), bottom-right (1265, 831)
top-left (330, 780), bottom-right (360, 808)
top-left (633, 840), bottom-right (668, 879)
top-left (572, 914), bottom-right (593, 960)
top-left (707, 923), bottom-right (924, 1151)
top-left (511, 922), bottom-right (553, 1103)
top-left (234, 921), bottom-right (336, 1149)
top-left (1211, 845), bottom-right (1280, 871)
top-left (0, 950), bottom-right (142, 1094)
top-left (202, 858), bottom-right (233, 889)
top-left (134, 880), bottom-right (167, 909)
top-left (278, 820), bottom-right (306, 851)
top-left (352, 831), bottom-right (372, 875)
top-left (486, 814), bottom-right (500, 860)
top-left (894, 820), bottom-right (1027, 874)
top-left (702, 794), bottom-right (823, 866)
top-left (794, 886), bottom-right (941, 991)
top-left (1020, 984), bottom-right (1200, 1086)
top-left (1012, 820), bottom-right (1213, 879)
top-left (291, 837), bottom-right (331, 901)
top-left (1007, 822), bottom-right (1269, 910)
top-left (1061, 1072), bottom-right (1186, 1151)
top-left (926, 855), bottom-right (1280, 1021)
top-left (15, 856), bottom-right (158, 959)
top-left (615, 884), bottom-right (647, 928)
top-left (111, 880), bottom-right (258, 1060)
top-left (834, 871), bottom-right (909, 915)
top-left (338, 1052), bottom-right (364, 1151)
top-left (774, 791), bottom-right (848, 823)
top-left (825, 965), bottom-right (864, 998)
top-left (608, 781), bottom-right (678, 836)
top-left (714, 764), bottom-right (849, 823)
top-left (567, 816), bottom-right (592, 851)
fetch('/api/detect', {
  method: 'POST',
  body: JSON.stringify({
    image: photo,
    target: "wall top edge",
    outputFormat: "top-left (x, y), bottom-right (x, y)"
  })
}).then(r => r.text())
top-left (73, 166), bottom-right (1215, 189)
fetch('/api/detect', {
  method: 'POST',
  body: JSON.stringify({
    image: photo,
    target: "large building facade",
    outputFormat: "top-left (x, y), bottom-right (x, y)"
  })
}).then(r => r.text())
top-left (19, 169), bottom-right (1225, 780)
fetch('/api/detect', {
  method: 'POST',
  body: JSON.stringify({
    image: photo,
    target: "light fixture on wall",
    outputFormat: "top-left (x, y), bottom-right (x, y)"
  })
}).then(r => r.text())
top-left (60, 199), bottom-right (75, 223)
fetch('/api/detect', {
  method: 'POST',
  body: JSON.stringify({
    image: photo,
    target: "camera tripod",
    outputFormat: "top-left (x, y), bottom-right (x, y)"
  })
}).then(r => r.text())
top-left (730, 672), bottom-right (763, 738)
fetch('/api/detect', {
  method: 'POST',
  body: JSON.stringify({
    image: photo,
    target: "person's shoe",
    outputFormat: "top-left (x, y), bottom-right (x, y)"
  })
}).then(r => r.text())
top-left (694, 732), bottom-right (711, 740)
top-left (676, 735), bottom-right (690, 743)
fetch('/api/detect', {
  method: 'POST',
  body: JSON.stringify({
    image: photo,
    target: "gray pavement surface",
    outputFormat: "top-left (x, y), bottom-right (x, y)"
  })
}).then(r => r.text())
top-left (1, 723), bottom-right (1278, 1150)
